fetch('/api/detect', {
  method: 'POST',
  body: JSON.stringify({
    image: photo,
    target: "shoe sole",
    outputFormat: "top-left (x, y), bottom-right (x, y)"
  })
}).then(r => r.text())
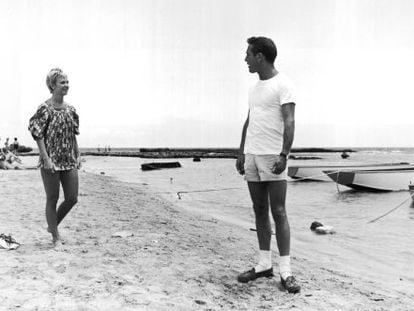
top-left (237, 270), bottom-right (274, 283)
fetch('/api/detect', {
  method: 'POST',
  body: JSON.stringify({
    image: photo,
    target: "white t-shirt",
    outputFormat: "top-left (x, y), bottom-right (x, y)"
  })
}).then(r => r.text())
top-left (244, 73), bottom-right (295, 155)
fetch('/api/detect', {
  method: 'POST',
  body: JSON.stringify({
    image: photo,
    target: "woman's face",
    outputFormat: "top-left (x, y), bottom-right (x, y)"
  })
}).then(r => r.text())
top-left (53, 75), bottom-right (69, 96)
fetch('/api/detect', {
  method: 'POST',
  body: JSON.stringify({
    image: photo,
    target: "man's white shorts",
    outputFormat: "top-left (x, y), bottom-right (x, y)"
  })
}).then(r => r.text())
top-left (244, 153), bottom-right (287, 182)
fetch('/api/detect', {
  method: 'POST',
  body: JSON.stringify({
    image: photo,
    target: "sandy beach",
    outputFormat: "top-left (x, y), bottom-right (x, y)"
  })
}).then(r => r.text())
top-left (0, 169), bottom-right (412, 311)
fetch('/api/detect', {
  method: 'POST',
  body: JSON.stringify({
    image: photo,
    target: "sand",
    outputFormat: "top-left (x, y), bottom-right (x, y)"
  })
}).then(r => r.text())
top-left (0, 170), bottom-right (412, 310)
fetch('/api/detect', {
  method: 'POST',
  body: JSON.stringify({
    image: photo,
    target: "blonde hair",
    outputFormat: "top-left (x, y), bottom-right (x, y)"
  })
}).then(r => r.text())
top-left (46, 68), bottom-right (67, 93)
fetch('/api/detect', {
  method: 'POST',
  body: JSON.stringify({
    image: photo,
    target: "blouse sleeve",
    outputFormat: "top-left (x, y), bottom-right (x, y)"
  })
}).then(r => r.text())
top-left (28, 104), bottom-right (50, 140)
top-left (70, 106), bottom-right (80, 135)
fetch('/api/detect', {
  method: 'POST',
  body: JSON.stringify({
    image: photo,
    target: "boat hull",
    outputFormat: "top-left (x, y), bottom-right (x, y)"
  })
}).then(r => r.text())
top-left (288, 166), bottom-right (333, 181)
top-left (141, 162), bottom-right (181, 171)
top-left (288, 163), bottom-right (411, 182)
top-left (324, 168), bottom-right (414, 191)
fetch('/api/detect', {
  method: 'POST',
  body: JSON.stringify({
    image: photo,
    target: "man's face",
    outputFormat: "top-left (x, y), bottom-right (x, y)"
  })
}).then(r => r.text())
top-left (245, 45), bottom-right (259, 73)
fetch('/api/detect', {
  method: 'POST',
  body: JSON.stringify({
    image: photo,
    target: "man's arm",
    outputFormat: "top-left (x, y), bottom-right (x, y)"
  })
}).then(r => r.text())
top-left (281, 102), bottom-right (295, 156)
top-left (236, 112), bottom-right (249, 175)
top-left (272, 103), bottom-right (295, 174)
top-left (239, 112), bottom-right (249, 154)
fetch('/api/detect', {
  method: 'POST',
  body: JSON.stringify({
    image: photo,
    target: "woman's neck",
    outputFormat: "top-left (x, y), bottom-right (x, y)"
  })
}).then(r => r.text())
top-left (50, 94), bottom-right (64, 106)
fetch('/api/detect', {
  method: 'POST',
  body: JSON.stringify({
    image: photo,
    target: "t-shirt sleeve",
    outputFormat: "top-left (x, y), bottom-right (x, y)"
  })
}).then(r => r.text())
top-left (28, 104), bottom-right (50, 140)
top-left (279, 77), bottom-right (295, 105)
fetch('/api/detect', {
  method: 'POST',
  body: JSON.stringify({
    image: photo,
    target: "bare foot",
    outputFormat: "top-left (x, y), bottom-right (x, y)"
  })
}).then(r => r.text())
top-left (53, 239), bottom-right (66, 252)
top-left (47, 227), bottom-right (65, 244)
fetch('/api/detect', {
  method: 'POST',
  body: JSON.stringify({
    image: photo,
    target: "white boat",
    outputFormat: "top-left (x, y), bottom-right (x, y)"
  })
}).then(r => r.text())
top-left (323, 165), bottom-right (414, 191)
top-left (288, 162), bottom-right (410, 182)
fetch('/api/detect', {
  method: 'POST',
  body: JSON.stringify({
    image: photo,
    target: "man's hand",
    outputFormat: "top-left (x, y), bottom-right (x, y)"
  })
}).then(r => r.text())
top-left (272, 155), bottom-right (287, 174)
top-left (236, 154), bottom-right (245, 175)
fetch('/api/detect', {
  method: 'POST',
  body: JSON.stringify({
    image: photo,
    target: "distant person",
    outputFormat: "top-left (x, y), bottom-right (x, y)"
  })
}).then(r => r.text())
top-left (236, 37), bottom-right (300, 293)
top-left (2, 150), bottom-right (23, 169)
top-left (12, 137), bottom-right (19, 152)
top-left (4, 137), bottom-right (9, 151)
top-left (0, 149), bottom-right (6, 169)
top-left (341, 151), bottom-right (350, 159)
top-left (28, 68), bottom-right (81, 250)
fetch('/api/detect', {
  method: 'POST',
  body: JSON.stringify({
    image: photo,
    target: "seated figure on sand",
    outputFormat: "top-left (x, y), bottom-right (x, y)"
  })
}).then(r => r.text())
top-left (0, 150), bottom-right (23, 169)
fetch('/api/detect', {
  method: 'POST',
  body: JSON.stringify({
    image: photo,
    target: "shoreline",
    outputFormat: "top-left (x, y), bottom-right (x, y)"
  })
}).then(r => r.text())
top-left (20, 147), bottom-right (357, 159)
top-left (1, 169), bottom-right (412, 310)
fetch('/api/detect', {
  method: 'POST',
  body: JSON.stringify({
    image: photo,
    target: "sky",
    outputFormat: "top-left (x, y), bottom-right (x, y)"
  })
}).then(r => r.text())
top-left (1, 0), bottom-right (414, 148)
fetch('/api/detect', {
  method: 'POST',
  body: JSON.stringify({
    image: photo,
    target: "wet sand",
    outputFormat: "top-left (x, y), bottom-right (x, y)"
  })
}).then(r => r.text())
top-left (0, 170), bottom-right (412, 310)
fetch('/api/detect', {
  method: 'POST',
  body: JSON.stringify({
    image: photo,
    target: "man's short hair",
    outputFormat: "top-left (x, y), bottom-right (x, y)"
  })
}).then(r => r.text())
top-left (247, 37), bottom-right (277, 63)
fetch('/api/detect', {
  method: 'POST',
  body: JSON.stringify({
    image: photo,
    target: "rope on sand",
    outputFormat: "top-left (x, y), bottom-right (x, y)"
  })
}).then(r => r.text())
top-left (367, 192), bottom-right (414, 224)
top-left (175, 171), bottom-right (341, 199)
top-left (176, 187), bottom-right (244, 199)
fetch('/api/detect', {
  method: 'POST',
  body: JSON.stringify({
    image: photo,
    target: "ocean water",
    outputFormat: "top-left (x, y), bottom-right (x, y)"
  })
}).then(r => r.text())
top-left (22, 149), bottom-right (414, 293)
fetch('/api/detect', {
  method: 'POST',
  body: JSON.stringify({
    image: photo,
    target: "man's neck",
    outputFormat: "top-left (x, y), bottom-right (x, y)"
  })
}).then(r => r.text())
top-left (258, 67), bottom-right (278, 80)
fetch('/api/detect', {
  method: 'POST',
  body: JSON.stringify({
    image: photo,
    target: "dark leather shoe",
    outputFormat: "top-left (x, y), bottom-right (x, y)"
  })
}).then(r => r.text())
top-left (237, 267), bottom-right (274, 283)
top-left (280, 276), bottom-right (301, 293)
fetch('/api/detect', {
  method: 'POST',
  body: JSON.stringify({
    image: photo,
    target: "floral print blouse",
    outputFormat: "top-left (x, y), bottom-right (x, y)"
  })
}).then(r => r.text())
top-left (28, 102), bottom-right (80, 170)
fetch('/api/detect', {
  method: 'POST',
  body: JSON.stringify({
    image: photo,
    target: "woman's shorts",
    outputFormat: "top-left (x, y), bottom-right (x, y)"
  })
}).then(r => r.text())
top-left (244, 153), bottom-right (287, 182)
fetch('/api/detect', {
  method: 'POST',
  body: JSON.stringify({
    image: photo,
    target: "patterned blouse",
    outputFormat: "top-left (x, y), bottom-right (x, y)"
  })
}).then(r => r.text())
top-left (28, 102), bottom-right (80, 170)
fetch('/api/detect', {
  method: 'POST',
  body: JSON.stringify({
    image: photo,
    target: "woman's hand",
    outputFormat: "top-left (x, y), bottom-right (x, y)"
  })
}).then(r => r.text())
top-left (43, 157), bottom-right (55, 172)
top-left (76, 155), bottom-right (82, 169)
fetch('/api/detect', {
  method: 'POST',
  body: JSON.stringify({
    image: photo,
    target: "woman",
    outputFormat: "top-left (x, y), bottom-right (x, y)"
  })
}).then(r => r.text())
top-left (28, 68), bottom-right (80, 249)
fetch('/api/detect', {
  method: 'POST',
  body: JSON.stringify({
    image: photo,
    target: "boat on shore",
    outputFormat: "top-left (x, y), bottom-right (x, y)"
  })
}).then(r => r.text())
top-left (288, 162), bottom-right (410, 182)
top-left (323, 164), bottom-right (414, 191)
top-left (141, 162), bottom-right (182, 171)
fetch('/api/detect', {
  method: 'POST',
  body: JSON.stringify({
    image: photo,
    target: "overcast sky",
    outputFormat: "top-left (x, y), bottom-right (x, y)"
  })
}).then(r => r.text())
top-left (1, 0), bottom-right (413, 148)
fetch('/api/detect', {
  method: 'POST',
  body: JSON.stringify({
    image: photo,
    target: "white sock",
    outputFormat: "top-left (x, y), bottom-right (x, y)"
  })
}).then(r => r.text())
top-left (279, 255), bottom-right (292, 279)
top-left (254, 250), bottom-right (272, 273)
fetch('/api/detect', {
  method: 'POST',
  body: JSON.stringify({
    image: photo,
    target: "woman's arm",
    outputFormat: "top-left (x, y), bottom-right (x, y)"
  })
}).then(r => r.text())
top-left (74, 136), bottom-right (82, 169)
top-left (35, 138), bottom-right (54, 171)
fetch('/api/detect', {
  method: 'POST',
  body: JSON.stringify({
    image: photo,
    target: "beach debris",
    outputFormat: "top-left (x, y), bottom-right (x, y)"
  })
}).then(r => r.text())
top-left (315, 226), bottom-right (336, 234)
top-left (100, 172), bottom-right (105, 175)
top-left (0, 233), bottom-right (20, 250)
top-left (195, 300), bottom-right (206, 305)
top-left (193, 156), bottom-right (201, 162)
top-left (310, 221), bottom-right (324, 231)
top-left (310, 221), bottom-right (336, 234)
top-left (111, 231), bottom-right (134, 238)
top-left (250, 228), bottom-right (276, 235)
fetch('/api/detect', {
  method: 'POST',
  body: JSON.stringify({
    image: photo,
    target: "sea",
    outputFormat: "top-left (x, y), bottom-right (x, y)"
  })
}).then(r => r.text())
top-left (22, 147), bottom-right (414, 294)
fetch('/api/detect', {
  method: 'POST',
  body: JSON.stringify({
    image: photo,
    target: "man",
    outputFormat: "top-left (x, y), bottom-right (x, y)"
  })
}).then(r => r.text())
top-left (12, 137), bottom-right (19, 152)
top-left (236, 36), bottom-right (300, 293)
top-left (4, 137), bottom-right (9, 152)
